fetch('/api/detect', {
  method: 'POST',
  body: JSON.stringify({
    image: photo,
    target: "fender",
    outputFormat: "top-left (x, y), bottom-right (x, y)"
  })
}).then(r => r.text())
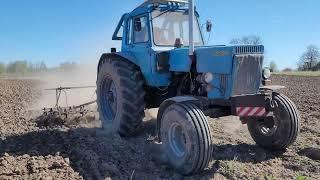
top-left (260, 85), bottom-right (286, 91)
top-left (97, 52), bottom-right (139, 73)
top-left (156, 96), bottom-right (199, 141)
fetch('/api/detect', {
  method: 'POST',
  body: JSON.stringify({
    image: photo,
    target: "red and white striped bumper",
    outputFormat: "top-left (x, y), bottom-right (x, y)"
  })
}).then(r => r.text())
top-left (236, 107), bottom-right (273, 117)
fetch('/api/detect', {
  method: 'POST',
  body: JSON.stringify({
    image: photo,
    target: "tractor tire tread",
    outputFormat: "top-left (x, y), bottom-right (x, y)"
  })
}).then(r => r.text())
top-left (97, 56), bottom-right (145, 137)
top-left (161, 102), bottom-right (212, 175)
top-left (274, 93), bottom-right (300, 148)
top-left (186, 103), bottom-right (212, 171)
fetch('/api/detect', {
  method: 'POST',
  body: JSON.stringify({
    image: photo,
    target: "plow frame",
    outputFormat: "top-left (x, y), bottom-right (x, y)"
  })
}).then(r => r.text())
top-left (43, 86), bottom-right (96, 118)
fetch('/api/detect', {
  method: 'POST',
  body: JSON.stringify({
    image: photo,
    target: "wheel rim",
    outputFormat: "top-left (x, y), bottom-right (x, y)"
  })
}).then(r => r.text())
top-left (101, 77), bottom-right (117, 121)
top-left (257, 116), bottom-right (278, 136)
top-left (168, 123), bottom-right (187, 158)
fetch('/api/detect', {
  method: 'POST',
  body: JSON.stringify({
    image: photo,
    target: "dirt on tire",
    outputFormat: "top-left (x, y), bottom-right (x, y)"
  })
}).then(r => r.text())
top-left (0, 75), bottom-right (319, 179)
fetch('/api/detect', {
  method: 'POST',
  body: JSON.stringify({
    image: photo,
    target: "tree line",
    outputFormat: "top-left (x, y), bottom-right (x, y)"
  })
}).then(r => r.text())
top-left (230, 35), bottom-right (320, 72)
top-left (0, 61), bottom-right (78, 75)
top-left (1, 37), bottom-right (319, 74)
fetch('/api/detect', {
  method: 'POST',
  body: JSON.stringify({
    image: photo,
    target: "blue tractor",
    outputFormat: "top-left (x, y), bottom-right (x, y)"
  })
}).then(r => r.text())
top-left (96, 0), bottom-right (300, 174)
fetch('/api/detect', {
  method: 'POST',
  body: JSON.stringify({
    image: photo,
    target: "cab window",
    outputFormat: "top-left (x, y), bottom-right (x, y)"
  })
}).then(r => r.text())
top-left (112, 14), bottom-right (126, 40)
top-left (133, 16), bottom-right (149, 43)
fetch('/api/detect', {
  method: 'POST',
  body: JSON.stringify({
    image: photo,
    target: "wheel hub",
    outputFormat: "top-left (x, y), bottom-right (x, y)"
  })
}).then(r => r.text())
top-left (107, 91), bottom-right (115, 103)
top-left (168, 123), bottom-right (187, 158)
top-left (257, 116), bottom-right (278, 136)
top-left (101, 78), bottom-right (117, 121)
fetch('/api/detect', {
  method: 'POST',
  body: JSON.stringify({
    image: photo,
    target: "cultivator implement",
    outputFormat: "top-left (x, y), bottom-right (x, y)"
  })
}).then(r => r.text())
top-left (39, 86), bottom-right (97, 127)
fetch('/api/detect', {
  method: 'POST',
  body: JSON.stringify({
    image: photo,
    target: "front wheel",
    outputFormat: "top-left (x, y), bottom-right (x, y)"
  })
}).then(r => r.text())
top-left (160, 102), bottom-right (213, 175)
top-left (247, 93), bottom-right (300, 150)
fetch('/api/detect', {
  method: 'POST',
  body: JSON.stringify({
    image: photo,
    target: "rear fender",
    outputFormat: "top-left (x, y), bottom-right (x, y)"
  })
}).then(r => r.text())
top-left (260, 85), bottom-right (286, 91)
top-left (97, 52), bottom-right (139, 73)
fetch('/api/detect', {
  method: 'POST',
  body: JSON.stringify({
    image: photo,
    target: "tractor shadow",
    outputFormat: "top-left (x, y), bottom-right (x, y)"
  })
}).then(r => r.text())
top-left (211, 143), bottom-right (276, 163)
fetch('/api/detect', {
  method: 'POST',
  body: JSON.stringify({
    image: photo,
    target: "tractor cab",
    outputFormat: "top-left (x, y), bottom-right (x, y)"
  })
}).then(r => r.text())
top-left (113, 0), bottom-right (203, 48)
top-left (111, 0), bottom-right (212, 90)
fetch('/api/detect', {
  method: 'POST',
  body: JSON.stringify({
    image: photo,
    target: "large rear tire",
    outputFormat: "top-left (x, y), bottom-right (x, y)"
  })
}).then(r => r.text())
top-left (247, 93), bottom-right (300, 150)
top-left (160, 102), bottom-right (213, 175)
top-left (96, 56), bottom-right (145, 137)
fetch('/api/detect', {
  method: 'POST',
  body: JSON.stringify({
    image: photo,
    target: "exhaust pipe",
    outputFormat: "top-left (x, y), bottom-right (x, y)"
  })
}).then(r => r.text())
top-left (188, 0), bottom-right (194, 56)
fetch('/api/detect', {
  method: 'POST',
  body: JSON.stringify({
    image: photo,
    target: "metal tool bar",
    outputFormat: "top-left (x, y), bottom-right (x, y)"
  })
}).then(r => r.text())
top-left (44, 85), bottom-right (96, 107)
top-left (45, 86), bottom-right (96, 91)
top-left (74, 100), bottom-right (97, 109)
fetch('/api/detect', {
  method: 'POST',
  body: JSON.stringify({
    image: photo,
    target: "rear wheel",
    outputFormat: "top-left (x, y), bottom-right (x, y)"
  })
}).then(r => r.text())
top-left (247, 93), bottom-right (300, 150)
top-left (97, 56), bottom-right (145, 137)
top-left (160, 102), bottom-right (213, 175)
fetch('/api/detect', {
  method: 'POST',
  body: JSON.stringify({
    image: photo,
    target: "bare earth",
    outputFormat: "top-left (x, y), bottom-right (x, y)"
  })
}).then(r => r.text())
top-left (0, 75), bottom-right (319, 179)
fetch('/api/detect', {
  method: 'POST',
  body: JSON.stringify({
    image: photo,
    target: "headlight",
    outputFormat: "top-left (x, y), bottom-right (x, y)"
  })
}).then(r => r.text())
top-left (262, 68), bottom-right (271, 80)
top-left (203, 72), bottom-right (214, 83)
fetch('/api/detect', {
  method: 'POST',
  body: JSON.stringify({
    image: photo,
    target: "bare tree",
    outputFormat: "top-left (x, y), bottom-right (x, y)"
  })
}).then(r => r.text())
top-left (6, 61), bottom-right (28, 74)
top-left (282, 68), bottom-right (292, 72)
top-left (313, 62), bottom-right (320, 71)
top-left (230, 35), bottom-right (262, 45)
top-left (0, 63), bottom-right (6, 75)
top-left (269, 61), bottom-right (278, 72)
top-left (298, 45), bottom-right (320, 71)
top-left (40, 61), bottom-right (47, 71)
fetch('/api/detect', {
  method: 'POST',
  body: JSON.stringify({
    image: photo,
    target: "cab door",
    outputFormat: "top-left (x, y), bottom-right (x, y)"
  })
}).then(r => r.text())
top-left (125, 15), bottom-right (154, 85)
top-left (123, 14), bottom-right (170, 87)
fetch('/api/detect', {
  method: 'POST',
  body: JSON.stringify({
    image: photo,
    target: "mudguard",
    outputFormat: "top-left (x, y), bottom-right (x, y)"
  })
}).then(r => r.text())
top-left (97, 52), bottom-right (139, 73)
top-left (260, 85), bottom-right (286, 91)
top-left (114, 52), bottom-right (139, 65)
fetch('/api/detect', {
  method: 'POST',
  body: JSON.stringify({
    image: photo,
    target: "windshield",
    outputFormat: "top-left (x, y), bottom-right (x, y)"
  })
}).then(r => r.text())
top-left (152, 10), bottom-right (204, 46)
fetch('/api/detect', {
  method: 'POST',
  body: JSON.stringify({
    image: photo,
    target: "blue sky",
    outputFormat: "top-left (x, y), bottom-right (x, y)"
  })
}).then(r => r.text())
top-left (0, 0), bottom-right (319, 70)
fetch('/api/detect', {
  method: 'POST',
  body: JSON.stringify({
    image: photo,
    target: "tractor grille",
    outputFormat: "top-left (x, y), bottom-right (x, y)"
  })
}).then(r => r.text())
top-left (234, 45), bottom-right (264, 54)
top-left (232, 55), bottom-right (263, 96)
top-left (219, 74), bottom-right (228, 96)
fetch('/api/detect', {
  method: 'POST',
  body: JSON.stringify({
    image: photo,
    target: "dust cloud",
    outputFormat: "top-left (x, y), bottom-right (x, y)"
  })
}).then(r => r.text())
top-left (29, 63), bottom-right (97, 110)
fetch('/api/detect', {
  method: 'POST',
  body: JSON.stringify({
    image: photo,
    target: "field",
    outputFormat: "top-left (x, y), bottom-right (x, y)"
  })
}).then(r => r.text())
top-left (273, 71), bottom-right (320, 77)
top-left (0, 75), bottom-right (319, 179)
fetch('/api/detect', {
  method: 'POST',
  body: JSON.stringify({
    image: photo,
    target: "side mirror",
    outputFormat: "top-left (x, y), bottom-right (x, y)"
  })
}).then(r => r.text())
top-left (206, 20), bottom-right (213, 32)
top-left (134, 19), bottom-right (142, 32)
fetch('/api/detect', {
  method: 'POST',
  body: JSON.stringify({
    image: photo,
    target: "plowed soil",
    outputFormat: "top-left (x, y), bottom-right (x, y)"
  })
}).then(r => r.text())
top-left (0, 75), bottom-right (319, 180)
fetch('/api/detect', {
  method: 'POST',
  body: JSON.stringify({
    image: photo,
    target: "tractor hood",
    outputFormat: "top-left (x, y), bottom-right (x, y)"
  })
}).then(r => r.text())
top-left (166, 45), bottom-right (264, 99)
top-left (168, 45), bottom-right (264, 73)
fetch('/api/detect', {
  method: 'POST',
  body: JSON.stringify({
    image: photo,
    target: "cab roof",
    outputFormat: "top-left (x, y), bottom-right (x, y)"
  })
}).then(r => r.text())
top-left (131, 0), bottom-right (188, 16)
top-left (138, 0), bottom-right (188, 8)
